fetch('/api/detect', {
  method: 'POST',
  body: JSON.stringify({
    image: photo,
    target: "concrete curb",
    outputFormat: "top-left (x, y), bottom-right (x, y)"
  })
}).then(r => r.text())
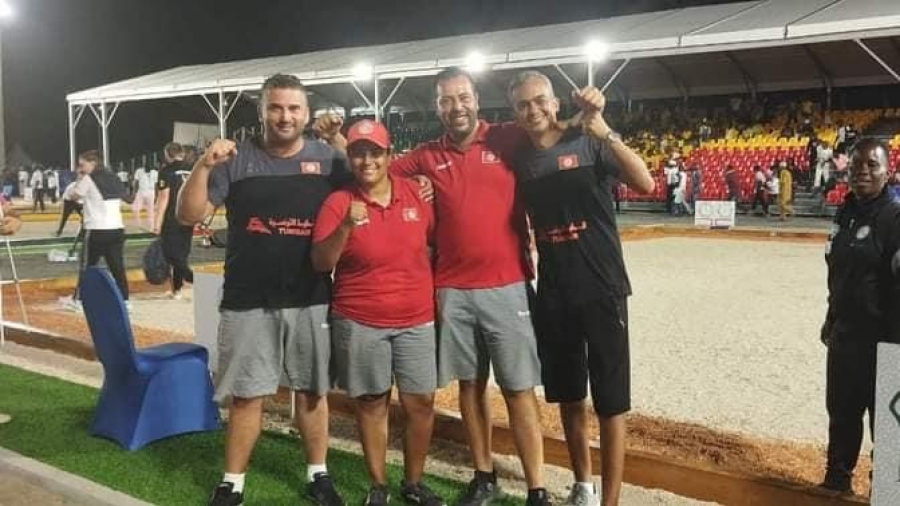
top-left (0, 446), bottom-right (153, 506)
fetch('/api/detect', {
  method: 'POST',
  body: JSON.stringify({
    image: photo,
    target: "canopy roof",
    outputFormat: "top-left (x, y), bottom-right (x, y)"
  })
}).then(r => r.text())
top-left (66, 0), bottom-right (900, 109)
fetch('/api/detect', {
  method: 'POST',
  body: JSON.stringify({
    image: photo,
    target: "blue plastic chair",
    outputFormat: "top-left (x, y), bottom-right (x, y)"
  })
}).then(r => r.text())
top-left (79, 266), bottom-right (219, 450)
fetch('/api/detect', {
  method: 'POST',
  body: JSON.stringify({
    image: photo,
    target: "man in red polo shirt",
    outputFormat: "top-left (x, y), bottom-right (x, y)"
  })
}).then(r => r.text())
top-left (311, 120), bottom-right (442, 506)
top-left (391, 68), bottom-right (548, 506)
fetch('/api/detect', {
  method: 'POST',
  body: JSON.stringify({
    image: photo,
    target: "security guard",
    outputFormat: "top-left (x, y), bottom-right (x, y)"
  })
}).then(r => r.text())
top-left (821, 137), bottom-right (900, 493)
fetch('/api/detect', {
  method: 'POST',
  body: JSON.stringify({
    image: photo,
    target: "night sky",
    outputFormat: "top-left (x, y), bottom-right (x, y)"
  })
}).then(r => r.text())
top-left (1, 0), bottom-right (740, 166)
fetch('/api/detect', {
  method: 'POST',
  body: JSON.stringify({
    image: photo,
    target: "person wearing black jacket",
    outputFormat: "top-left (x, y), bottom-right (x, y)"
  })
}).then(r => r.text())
top-left (153, 142), bottom-right (194, 299)
top-left (820, 138), bottom-right (900, 494)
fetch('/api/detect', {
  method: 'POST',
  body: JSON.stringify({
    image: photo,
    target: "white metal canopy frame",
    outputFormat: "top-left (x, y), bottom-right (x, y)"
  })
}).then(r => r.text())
top-left (65, 0), bottom-right (900, 169)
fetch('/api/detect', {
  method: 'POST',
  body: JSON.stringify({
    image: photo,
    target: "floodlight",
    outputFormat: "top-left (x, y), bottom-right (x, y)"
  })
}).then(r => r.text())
top-left (352, 63), bottom-right (374, 81)
top-left (464, 51), bottom-right (487, 73)
top-left (584, 40), bottom-right (610, 62)
top-left (0, 1), bottom-right (12, 19)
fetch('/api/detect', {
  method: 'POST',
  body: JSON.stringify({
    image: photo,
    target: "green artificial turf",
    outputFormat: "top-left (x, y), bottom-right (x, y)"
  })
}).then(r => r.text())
top-left (0, 364), bottom-right (519, 505)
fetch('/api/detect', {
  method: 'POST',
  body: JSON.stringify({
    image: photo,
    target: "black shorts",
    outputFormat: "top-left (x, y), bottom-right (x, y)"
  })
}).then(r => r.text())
top-left (534, 290), bottom-right (630, 417)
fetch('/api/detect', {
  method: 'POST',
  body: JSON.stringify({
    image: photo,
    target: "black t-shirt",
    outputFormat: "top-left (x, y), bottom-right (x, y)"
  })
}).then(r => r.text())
top-left (208, 137), bottom-right (352, 310)
top-left (514, 130), bottom-right (631, 301)
top-left (157, 161), bottom-right (193, 233)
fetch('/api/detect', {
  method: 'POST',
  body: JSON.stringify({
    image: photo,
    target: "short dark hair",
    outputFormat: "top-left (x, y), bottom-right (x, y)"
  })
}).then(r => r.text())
top-left (434, 67), bottom-right (477, 95)
top-left (79, 150), bottom-right (103, 166)
top-left (850, 137), bottom-right (889, 161)
top-left (261, 73), bottom-right (307, 96)
top-left (164, 142), bottom-right (184, 159)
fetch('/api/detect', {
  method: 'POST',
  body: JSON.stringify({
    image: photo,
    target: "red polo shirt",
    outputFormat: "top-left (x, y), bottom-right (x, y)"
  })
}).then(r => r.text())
top-left (391, 121), bottom-right (531, 289)
top-left (313, 176), bottom-right (434, 328)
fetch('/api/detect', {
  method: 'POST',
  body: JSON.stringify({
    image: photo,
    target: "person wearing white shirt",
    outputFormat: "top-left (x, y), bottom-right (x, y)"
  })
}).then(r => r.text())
top-left (815, 143), bottom-right (834, 192)
top-left (131, 166), bottom-right (156, 230)
top-left (64, 150), bottom-right (131, 304)
top-left (30, 167), bottom-right (46, 212)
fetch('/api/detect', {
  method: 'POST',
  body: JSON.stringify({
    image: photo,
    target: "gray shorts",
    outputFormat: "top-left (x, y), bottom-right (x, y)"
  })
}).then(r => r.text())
top-left (331, 315), bottom-right (437, 398)
top-left (215, 305), bottom-right (331, 403)
top-left (436, 281), bottom-right (541, 391)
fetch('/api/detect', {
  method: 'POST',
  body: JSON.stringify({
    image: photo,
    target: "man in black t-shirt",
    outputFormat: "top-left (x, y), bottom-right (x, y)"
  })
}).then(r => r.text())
top-left (178, 74), bottom-right (350, 506)
top-left (153, 142), bottom-right (194, 299)
top-left (508, 70), bottom-right (654, 506)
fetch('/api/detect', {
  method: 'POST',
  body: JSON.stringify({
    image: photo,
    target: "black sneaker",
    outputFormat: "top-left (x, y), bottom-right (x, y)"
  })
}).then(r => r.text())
top-left (525, 488), bottom-right (551, 506)
top-left (364, 484), bottom-right (390, 506)
top-left (307, 472), bottom-right (345, 506)
top-left (400, 480), bottom-right (446, 506)
top-left (818, 473), bottom-right (853, 495)
top-left (208, 482), bottom-right (243, 506)
top-left (458, 472), bottom-right (500, 506)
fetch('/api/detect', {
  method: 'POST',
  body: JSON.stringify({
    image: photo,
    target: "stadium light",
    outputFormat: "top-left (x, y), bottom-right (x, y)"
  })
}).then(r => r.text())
top-left (583, 40), bottom-right (610, 62)
top-left (352, 62), bottom-right (374, 81)
top-left (0, 1), bottom-right (11, 19)
top-left (464, 51), bottom-right (487, 73)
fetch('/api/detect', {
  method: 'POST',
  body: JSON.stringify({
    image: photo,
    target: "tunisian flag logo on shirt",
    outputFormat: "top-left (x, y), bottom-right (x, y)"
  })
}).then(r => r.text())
top-left (300, 162), bottom-right (322, 175)
top-left (557, 154), bottom-right (579, 170)
top-left (402, 207), bottom-right (420, 222)
top-left (481, 151), bottom-right (501, 164)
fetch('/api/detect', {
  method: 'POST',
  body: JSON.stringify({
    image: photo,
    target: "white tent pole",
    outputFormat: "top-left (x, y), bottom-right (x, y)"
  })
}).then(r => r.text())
top-left (68, 103), bottom-right (76, 171)
top-left (602, 58), bottom-right (631, 93)
top-left (381, 78), bottom-right (406, 110)
top-left (854, 39), bottom-right (900, 84)
top-left (218, 89), bottom-right (226, 139)
top-left (349, 82), bottom-right (375, 111)
top-left (100, 102), bottom-right (110, 166)
top-left (587, 59), bottom-right (594, 88)
top-left (553, 64), bottom-right (579, 92)
top-left (374, 77), bottom-right (381, 122)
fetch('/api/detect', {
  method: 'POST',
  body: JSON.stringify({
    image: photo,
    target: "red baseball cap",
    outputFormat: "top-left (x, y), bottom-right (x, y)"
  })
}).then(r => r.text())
top-left (347, 120), bottom-right (391, 150)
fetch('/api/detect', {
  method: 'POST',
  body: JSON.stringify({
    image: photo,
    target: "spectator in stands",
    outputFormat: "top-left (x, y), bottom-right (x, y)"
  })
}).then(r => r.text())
top-left (777, 161), bottom-right (794, 221)
top-left (815, 142), bottom-right (834, 195)
top-left (664, 158), bottom-right (680, 214)
top-left (724, 165), bottom-right (740, 202)
top-left (820, 138), bottom-right (900, 494)
top-left (673, 164), bottom-right (690, 216)
top-left (45, 168), bottom-right (59, 204)
top-left (131, 166), bottom-right (155, 230)
top-left (311, 120), bottom-right (443, 506)
top-left (689, 166), bottom-right (702, 212)
top-left (1, 169), bottom-right (15, 199)
top-left (29, 165), bottom-right (46, 213)
top-left (889, 171), bottom-right (900, 201)
top-left (766, 166), bottom-right (780, 217)
top-left (16, 167), bottom-right (28, 198)
top-left (807, 137), bottom-right (821, 186)
top-left (750, 165), bottom-right (769, 216)
top-left (698, 118), bottom-right (711, 141)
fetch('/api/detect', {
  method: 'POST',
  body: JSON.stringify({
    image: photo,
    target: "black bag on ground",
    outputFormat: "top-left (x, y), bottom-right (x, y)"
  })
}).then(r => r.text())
top-left (142, 238), bottom-right (170, 285)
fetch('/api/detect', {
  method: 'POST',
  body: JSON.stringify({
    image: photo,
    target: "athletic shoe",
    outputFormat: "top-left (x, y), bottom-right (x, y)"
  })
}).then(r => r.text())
top-left (172, 291), bottom-right (183, 300)
top-left (400, 480), bottom-right (446, 506)
top-left (562, 485), bottom-right (599, 506)
top-left (207, 482), bottom-right (243, 506)
top-left (363, 484), bottom-right (390, 506)
top-left (525, 488), bottom-right (552, 506)
top-left (819, 470), bottom-right (853, 494)
top-left (458, 472), bottom-right (501, 506)
top-left (307, 472), bottom-right (345, 506)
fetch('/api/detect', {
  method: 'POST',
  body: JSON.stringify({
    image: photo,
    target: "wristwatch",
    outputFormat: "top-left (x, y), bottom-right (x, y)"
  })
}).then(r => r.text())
top-left (605, 130), bottom-right (622, 145)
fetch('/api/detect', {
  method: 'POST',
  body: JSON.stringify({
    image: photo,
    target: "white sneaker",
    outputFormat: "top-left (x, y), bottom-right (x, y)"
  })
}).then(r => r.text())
top-left (58, 296), bottom-right (82, 313)
top-left (171, 291), bottom-right (183, 301)
top-left (563, 484), bottom-right (600, 506)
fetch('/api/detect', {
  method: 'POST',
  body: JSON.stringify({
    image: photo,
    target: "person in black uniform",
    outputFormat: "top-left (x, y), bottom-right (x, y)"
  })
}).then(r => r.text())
top-left (820, 137), bottom-right (900, 494)
top-left (509, 71), bottom-right (655, 506)
top-left (153, 142), bottom-right (194, 299)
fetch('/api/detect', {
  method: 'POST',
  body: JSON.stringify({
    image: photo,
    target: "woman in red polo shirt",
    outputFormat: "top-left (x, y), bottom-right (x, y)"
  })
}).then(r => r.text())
top-left (311, 120), bottom-right (441, 506)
